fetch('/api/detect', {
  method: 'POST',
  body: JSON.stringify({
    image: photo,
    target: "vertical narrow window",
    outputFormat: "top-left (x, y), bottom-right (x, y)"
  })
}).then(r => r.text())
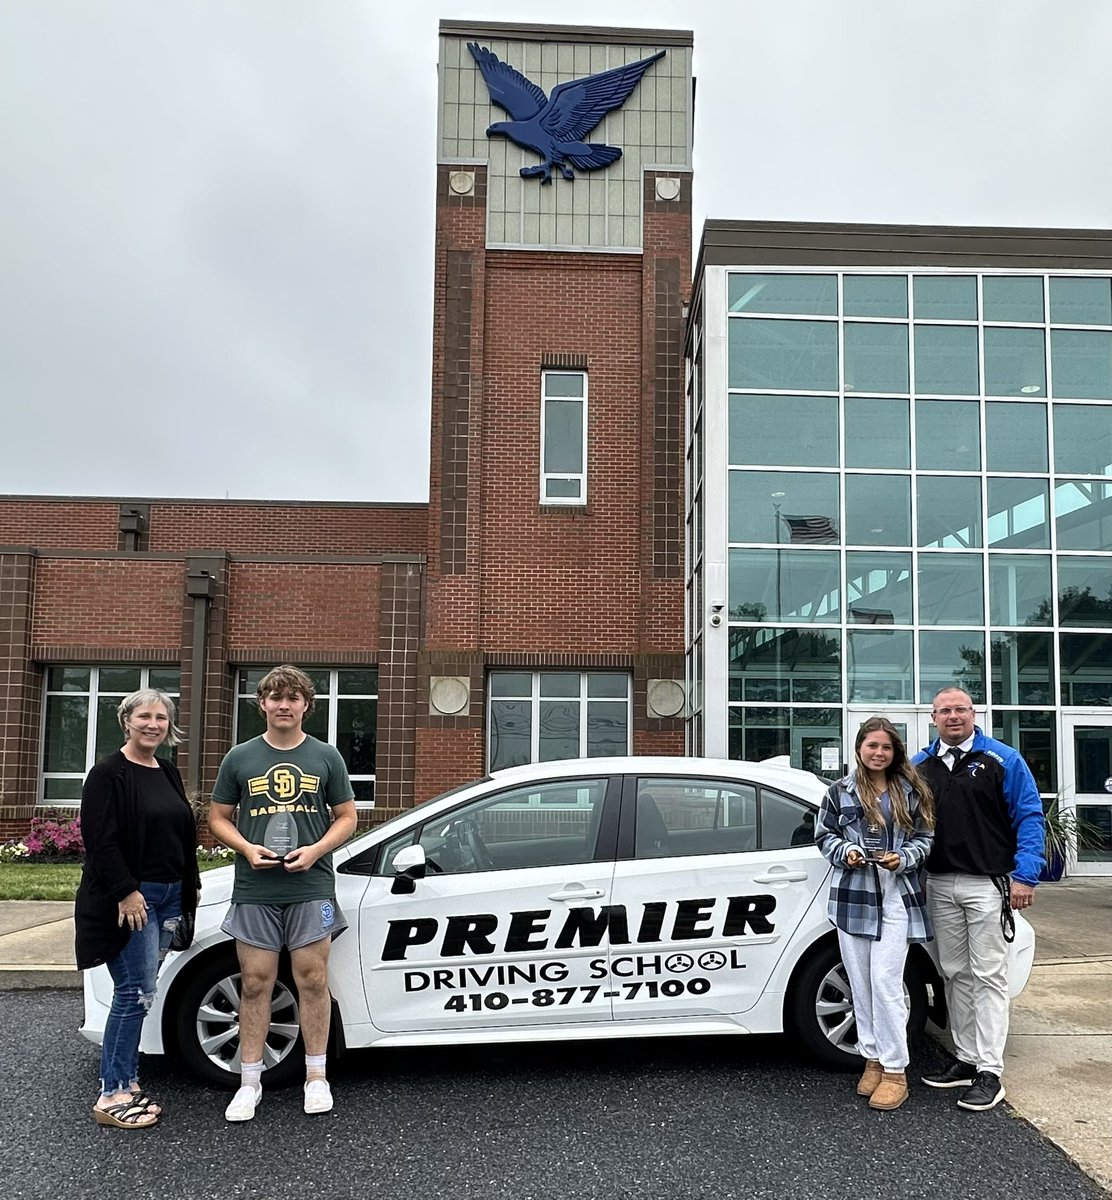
top-left (541, 370), bottom-right (587, 504)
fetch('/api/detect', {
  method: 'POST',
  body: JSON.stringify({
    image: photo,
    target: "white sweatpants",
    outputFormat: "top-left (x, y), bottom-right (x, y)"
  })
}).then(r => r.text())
top-left (838, 868), bottom-right (911, 1071)
top-left (927, 872), bottom-right (1010, 1076)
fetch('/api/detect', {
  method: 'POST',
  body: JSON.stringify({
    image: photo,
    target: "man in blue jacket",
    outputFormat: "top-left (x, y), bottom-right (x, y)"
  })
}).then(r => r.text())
top-left (912, 687), bottom-right (1044, 1112)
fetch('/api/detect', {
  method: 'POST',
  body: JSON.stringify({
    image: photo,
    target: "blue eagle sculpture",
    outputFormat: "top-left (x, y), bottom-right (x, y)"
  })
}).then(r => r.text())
top-left (467, 42), bottom-right (665, 183)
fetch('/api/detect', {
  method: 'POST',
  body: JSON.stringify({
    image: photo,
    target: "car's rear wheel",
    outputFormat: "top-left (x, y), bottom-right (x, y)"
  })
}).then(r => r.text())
top-left (788, 939), bottom-right (928, 1068)
top-left (170, 946), bottom-right (304, 1087)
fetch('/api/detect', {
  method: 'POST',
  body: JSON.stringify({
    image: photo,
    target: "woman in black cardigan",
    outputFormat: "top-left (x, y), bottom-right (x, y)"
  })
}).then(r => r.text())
top-left (76, 689), bottom-right (199, 1129)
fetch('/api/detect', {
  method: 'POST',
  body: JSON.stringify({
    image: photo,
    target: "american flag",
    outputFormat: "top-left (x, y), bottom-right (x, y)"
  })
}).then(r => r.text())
top-left (781, 514), bottom-right (838, 544)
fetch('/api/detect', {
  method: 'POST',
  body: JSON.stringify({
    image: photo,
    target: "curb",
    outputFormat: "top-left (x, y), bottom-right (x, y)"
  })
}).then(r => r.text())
top-left (0, 966), bottom-right (81, 990)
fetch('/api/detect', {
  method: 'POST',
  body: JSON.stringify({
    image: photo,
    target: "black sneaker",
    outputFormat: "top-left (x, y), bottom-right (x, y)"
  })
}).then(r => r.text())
top-left (921, 1060), bottom-right (977, 1089)
top-left (957, 1071), bottom-right (1005, 1111)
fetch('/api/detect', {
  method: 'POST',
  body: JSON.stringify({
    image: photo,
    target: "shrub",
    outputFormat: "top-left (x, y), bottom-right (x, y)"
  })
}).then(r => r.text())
top-left (23, 814), bottom-right (84, 860)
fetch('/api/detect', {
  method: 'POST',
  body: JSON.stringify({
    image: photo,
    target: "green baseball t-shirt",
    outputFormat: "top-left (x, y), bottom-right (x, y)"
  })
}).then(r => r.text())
top-left (212, 734), bottom-right (353, 905)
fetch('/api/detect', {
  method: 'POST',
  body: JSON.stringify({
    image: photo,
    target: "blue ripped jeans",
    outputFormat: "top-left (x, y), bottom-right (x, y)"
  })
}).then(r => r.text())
top-left (99, 880), bottom-right (182, 1096)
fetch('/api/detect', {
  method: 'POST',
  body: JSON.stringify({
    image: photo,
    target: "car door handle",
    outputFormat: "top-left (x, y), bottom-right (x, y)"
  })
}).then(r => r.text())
top-left (753, 869), bottom-right (809, 884)
top-left (548, 886), bottom-right (606, 901)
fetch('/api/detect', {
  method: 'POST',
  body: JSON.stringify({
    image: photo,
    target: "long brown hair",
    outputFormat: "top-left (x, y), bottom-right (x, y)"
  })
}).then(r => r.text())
top-left (853, 716), bottom-right (934, 833)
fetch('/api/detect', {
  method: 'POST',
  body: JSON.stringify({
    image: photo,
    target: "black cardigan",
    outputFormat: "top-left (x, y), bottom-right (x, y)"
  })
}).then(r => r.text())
top-left (74, 751), bottom-right (201, 970)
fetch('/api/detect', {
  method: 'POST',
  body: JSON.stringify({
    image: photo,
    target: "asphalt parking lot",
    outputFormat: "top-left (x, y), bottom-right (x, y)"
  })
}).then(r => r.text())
top-left (2, 990), bottom-right (1105, 1200)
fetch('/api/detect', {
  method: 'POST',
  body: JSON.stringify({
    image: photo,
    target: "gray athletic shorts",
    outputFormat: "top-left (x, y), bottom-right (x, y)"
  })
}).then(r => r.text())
top-left (221, 898), bottom-right (348, 952)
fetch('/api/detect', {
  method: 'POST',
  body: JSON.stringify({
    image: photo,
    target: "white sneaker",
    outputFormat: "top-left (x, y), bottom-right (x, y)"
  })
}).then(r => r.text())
top-left (303, 1078), bottom-right (333, 1115)
top-left (224, 1084), bottom-right (262, 1122)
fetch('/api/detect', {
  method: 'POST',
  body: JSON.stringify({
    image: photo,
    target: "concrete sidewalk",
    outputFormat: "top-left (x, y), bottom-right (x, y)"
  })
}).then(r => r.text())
top-left (1, 880), bottom-right (1110, 1190)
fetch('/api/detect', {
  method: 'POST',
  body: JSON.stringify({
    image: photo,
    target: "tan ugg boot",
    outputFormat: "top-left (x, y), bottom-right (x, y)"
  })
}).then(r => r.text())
top-left (869, 1071), bottom-right (909, 1110)
top-left (856, 1059), bottom-right (883, 1096)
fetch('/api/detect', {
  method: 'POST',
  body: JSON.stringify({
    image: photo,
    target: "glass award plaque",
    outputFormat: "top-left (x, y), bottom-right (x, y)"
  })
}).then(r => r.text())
top-left (860, 821), bottom-right (888, 862)
top-left (263, 812), bottom-right (298, 861)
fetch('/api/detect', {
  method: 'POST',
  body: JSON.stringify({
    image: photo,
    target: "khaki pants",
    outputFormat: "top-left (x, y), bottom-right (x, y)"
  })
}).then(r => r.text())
top-left (927, 872), bottom-right (1010, 1076)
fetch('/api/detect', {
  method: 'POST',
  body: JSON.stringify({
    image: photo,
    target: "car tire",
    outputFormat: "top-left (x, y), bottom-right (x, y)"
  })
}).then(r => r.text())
top-left (169, 945), bottom-right (304, 1087)
top-left (788, 939), bottom-right (928, 1069)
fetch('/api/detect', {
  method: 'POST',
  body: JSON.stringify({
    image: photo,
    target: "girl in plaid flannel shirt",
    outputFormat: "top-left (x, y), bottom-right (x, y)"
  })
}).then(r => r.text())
top-left (815, 716), bottom-right (934, 1111)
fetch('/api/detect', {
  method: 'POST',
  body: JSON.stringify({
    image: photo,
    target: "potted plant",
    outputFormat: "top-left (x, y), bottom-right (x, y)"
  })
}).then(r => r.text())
top-left (1041, 800), bottom-right (1102, 882)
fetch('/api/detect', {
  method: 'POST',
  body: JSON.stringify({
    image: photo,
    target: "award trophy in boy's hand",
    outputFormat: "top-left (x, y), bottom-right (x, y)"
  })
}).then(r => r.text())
top-left (262, 811), bottom-right (298, 864)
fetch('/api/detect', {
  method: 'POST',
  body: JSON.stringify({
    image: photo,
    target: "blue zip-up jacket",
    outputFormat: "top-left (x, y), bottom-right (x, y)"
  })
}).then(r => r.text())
top-left (814, 774), bottom-right (933, 942)
top-left (912, 727), bottom-right (1044, 886)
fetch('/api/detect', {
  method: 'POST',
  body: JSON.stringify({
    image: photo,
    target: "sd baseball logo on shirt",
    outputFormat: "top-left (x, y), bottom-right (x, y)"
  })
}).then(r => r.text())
top-left (246, 763), bottom-right (321, 817)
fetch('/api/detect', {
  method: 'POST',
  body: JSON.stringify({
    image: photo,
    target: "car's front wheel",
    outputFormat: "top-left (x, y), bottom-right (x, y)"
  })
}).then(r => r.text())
top-left (169, 946), bottom-right (304, 1087)
top-left (787, 939), bottom-right (928, 1068)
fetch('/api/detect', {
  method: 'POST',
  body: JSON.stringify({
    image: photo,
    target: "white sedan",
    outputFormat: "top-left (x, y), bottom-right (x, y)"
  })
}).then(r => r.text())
top-left (81, 756), bottom-right (1035, 1084)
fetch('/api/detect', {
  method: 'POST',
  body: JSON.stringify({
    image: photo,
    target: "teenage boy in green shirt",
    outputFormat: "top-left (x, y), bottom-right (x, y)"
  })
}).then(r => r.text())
top-left (209, 665), bottom-right (357, 1121)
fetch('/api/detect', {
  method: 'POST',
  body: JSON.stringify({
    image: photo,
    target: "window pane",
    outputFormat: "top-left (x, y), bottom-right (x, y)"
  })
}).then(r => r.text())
top-left (544, 372), bottom-right (584, 398)
top-left (336, 699), bottom-right (376, 776)
top-left (236, 699), bottom-right (265, 743)
top-left (983, 276), bottom-right (1044, 323)
top-left (728, 273), bottom-right (836, 315)
top-left (727, 706), bottom-right (840, 766)
top-left (1055, 480), bottom-right (1112, 550)
top-left (728, 394), bottom-right (839, 466)
top-left (914, 276), bottom-right (977, 320)
top-left (762, 789), bottom-right (821, 850)
top-left (47, 667), bottom-right (90, 693)
top-left (302, 702), bottom-right (328, 742)
top-left (988, 554), bottom-right (1052, 625)
top-left (1073, 726), bottom-right (1112, 794)
top-left (992, 711), bottom-right (1056, 792)
top-left (43, 695), bottom-right (88, 772)
top-left (351, 780), bottom-right (375, 805)
top-left (544, 478), bottom-right (582, 500)
top-left (729, 319), bottom-right (839, 391)
top-left (729, 471), bottom-right (839, 544)
top-left (1050, 277), bottom-right (1112, 326)
top-left (987, 478), bottom-right (1051, 549)
top-left (489, 700), bottom-right (531, 770)
top-left (538, 700), bottom-right (579, 762)
top-left (847, 551), bottom-right (913, 625)
top-left (991, 632), bottom-right (1053, 705)
top-left (985, 402), bottom-right (1048, 472)
top-left (728, 628), bottom-right (841, 703)
top-left (919, 630), bottom-right (986, 704)
top-left (915, 325), bottom-right (979, 395)
top-left (984, 327), bottom-right (1046, 397)
top-left (95, 695), bottom-right (122, 762)
top-left (98, 667), bottom-right (142, 694)
top-left (539, 673), bottom-right (580, 698)
top-left (915, 399), bottom-right (980, 470)
top-left (729, 549), bottom-right (840, 623)
top-left (543, 399), bottom-right (584, 472)
top-left (843, 275), bottom-right (907, 318)
top-left (586, 701), bottom-right (627, 756)
top-left (148, 668), bottom-right (181, 693)
top-left (420, 779), bottom-right (606, 874)
top-left (845, 398), bottom-right (910, 468)
top-left (844, 323), bottom-right (909, 394)
top-left (237, 669), bottom-right (266, 694)
top-left (845, 474), bottom-right (911, 546)
top-left (1054, 404), bottom-right (1112, 475)
top-left (917, 476), bottom-right (982, 548)
top-left (1051, 330), bottom-right (1112, 400)
top-left (1060, 634), bottom-right (1112, 704)
top-left (490, 673), bottom-right (531, 698)
top-left (1058, 557), bottom-right (1112, 627)
top-left (586, 673), bottom-right (628, 699)
top-left (635, 779), bottom-right (757, 857)
top-left (337, 669), bottom-right (378, 695)
top-left (847, 629), bottom-right (914, 703)
top-left (43, 777), bottom-right (83, 802)
top-left (1076, 806), bottom-right (1112, 864)
top-left (918, 554), bottom-right (984, 625)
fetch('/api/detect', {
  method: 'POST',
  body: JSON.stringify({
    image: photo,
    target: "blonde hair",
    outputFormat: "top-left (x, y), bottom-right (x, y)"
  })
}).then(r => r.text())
top-left (853, 716), bottom-right (934, 833)
top-left (117, 689), bottom-right (185, 747)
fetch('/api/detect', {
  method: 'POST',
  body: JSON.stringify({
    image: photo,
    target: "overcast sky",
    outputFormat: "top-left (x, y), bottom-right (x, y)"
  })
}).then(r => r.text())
top-left (2, 1), bottom-right (1110, 503)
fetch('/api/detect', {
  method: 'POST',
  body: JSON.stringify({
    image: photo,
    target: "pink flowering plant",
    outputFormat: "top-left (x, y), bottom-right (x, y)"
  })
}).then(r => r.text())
top-left (22, 813), bottom-right (85, 860)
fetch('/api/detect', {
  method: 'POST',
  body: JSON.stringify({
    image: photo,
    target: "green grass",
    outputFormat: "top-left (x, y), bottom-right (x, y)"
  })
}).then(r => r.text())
top-left (0, 858), bottom-right (230, 902)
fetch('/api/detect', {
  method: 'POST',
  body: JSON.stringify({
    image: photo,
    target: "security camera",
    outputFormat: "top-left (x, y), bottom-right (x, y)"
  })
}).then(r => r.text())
top-left (708, 600), bottom-right (725, 628)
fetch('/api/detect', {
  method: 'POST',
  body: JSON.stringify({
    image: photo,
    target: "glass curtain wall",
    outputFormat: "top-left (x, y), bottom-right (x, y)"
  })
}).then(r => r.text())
top-left (689, 269), bottom-right (1112, 793)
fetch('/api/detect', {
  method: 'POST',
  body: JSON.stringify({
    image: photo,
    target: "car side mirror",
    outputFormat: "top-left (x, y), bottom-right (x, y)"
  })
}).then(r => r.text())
top-left (390, 844), bottom-right (427, 894)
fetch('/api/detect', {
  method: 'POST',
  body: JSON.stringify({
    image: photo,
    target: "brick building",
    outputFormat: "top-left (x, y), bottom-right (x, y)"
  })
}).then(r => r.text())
top-left (0, 20), bottom-right (692, 838)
